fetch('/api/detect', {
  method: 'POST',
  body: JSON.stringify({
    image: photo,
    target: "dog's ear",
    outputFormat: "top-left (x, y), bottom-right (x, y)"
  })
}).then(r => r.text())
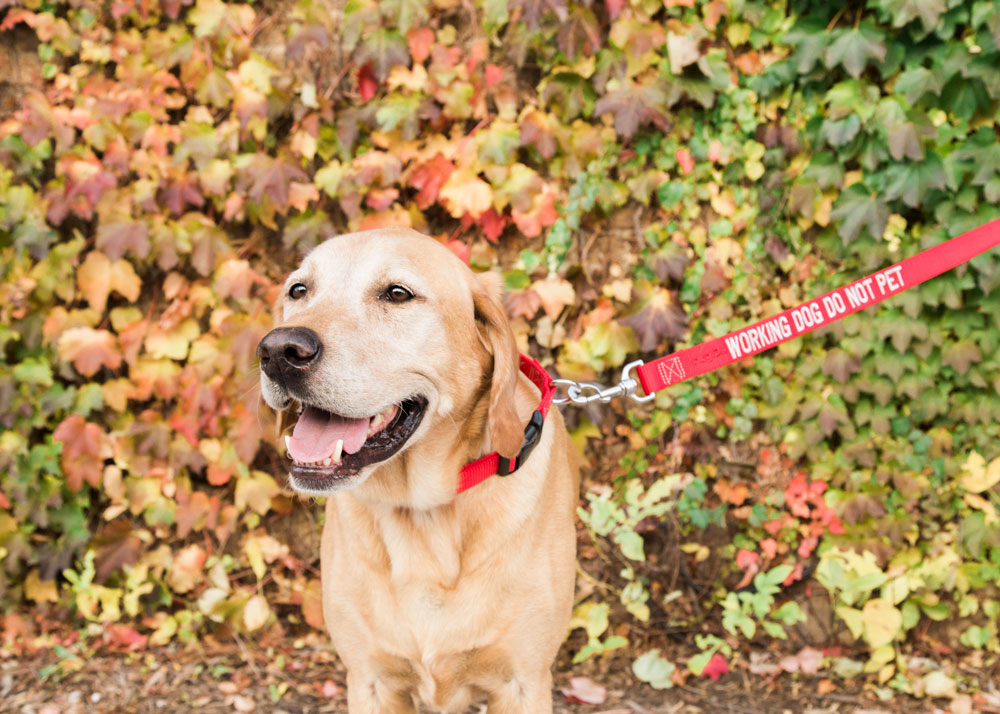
top-left (472, 273), bottom-right (523, 460)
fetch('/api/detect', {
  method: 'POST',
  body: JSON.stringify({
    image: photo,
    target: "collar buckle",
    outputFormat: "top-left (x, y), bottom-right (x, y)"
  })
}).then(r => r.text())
top-left (496, 410), bottom-right (545, 476)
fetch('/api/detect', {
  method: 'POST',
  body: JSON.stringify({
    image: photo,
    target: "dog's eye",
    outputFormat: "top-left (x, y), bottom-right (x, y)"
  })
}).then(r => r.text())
top-left (288, 283), bottom-right (308, 300)
top-left (383, 285), bottom-right (414, 303)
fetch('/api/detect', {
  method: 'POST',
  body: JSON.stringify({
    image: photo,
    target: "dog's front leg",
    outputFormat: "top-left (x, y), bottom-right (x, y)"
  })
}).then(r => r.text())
top-left (346, 664), bottom-right (419, 714)
top-left (485, 670), bottom-right (553, 714)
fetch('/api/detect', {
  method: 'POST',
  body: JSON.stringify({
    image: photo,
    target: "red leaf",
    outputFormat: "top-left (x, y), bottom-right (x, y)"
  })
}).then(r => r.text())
top-left (447, 240), bottom-right (470, 266)
top-left (605, 0), bottom-right (624, 20)
top-left (675, 147), bottom-right (695, 175)
top-left (357, 63), bottom-right (378, 102)
top-left (0, 491), bottom-right (8, 509)
top-left (103, 624), bottom-right (148, 652)
top-left (702, 653), bottom-right (729, 681)
top-left (409, 155), bottom-right (455, 209)
top-left (485, 64), bottom-right (504, 87)
top-left (478, 207), bottom-right (507, 242)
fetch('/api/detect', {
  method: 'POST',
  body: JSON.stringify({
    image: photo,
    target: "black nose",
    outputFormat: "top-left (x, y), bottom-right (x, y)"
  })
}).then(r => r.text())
top-left (257, 327), bottom-right (323, 381)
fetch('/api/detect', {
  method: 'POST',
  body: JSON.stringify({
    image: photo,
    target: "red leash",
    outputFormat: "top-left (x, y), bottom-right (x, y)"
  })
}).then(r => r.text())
top-left (459, 219), bottom-right (1000, 492)
top-left (636, 218), bottom-right (1000, 394)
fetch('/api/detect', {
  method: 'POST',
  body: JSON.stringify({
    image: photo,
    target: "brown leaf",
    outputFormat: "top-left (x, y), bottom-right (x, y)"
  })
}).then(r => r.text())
top-left (594, 80), bottom-right (669, 139)
top-left (520, 110), bottom-right (558, 160)
top-left (504, 289), bottom-right (542, 320)
top-left (557, 6), bottom-right (601, 60)
top-left (823, 348), bottom-right (860, 383)
top-left (619, 288), bottom-right (687, 351)
top-left (509, 0), bottom-right (567, 28)
top-left (93, 521), bottom-right (142, 582)
top-left (96, 218), bottom-right (150, 260)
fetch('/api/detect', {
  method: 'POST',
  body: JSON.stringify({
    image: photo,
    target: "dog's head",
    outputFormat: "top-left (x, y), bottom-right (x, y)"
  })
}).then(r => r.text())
top-left (257, 228), bottom-right (524, 497)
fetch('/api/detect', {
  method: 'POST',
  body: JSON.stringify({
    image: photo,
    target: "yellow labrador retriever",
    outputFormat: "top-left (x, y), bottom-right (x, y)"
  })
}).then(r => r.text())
top-left (257, 227), bottom-right (578, 713)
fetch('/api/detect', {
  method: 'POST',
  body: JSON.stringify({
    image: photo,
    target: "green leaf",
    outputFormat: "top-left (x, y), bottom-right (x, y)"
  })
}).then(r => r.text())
top-left (871, 0), bottom-right (948, 30)
top-left (633, 649), bottom-right (676, 689)
top-left (830, 184), bottom-right (890, 244)
top-left (894, 66), bottom-right (944, 103)
top-left (824, 24), bottom-right (887, 78)
top-left (783, 18), bottom-right (829, 74)
top-left (614, 529), bottom-right (646, 561)
top-left (883, 154), bottom-right (947, 208)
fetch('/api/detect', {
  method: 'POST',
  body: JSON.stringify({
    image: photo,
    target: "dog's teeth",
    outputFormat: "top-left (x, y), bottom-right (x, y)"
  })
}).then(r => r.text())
top-left (370, 413), bottom-right (383, 431)
top-left (323, 457), bottom-right (332, 466)
top-left (284, 435), bottom-right (291, 451)
top-left (333, 439), bottom-right (343, 463)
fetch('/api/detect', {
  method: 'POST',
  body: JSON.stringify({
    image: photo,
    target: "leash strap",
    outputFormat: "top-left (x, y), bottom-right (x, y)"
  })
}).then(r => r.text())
top-left (456, 354), bottom-right (556, 493)
top-left (636, 218), bottom-right (1000, 395)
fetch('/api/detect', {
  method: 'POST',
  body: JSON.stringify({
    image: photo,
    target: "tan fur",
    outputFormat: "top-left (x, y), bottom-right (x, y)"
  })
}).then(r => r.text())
top-left (261, 228), bottom-right (578, 712)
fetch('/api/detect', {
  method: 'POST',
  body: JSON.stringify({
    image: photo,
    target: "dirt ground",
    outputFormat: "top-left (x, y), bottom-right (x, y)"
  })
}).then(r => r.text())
top-left (1, 635), bottom-right (973, 714)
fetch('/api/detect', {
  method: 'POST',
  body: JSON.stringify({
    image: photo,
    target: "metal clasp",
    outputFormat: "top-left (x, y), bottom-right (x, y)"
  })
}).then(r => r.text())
top-left (551, 360), bottom-right (654, 406)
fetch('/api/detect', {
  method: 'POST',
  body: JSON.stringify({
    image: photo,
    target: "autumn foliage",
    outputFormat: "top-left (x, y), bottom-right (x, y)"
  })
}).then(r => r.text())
top-left (2, 0), bottom-right (1000, 691)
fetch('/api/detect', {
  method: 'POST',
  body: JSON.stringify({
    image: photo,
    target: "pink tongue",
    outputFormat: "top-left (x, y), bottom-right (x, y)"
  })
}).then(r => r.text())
top-left (287, 406), bottom-right (370, 463)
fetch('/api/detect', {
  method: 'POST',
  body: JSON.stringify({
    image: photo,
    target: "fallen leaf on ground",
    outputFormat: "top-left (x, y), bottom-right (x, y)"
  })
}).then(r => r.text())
top-left (560, 676), bottom-right (606, 704)
top-left (702, 653), bottom-right (729, 680)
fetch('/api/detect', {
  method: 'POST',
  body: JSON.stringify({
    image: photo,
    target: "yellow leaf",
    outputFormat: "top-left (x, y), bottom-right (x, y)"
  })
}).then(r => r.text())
top-left (77, 251), bottom-right (112, 313)
top-left (237, 55), bottom-right (277, 94)
top-left (245, 535), bottom-right (266, 581)
top-left (438, 168), bottom-right (493, 219)
top-left (189, 0), bottom-right (227, 37)
top-left (148, 614), bottom-right (178, 647)
top-left (109, 258), bottom-right (141, 305)
top-left (25, 569), bottom-right (59, 603)
top-left (236, 471), bottom-right (280, 516)
top-left (144, 318), bottom-right (199, 360)
top-left (963, 493), bottom-right (999, 525)
top-left (961, 451), bottom-right (1000, 493)
top-left (862, 598), bottom-right (901, 649)
top-left (531, 275), bottom-right (576, 321)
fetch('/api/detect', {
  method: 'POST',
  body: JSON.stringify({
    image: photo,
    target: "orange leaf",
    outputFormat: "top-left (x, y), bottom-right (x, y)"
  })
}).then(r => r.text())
top-left (53, 414), bottom-right (105, 491)
top-left (58, 327), bottom-right (122, 376)
top-left (511, 188), bottom-right (557, 238)
top-left (438, 168), bottom-right (493, 219)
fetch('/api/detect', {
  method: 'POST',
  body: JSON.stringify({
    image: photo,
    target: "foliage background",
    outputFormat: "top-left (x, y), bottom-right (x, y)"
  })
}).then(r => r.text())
top-left (2, 0), bottom-right (1000, 694)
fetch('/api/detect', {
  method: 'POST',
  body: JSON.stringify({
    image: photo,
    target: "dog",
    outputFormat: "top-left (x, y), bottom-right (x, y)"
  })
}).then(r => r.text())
top-left (257, 227), bottom-right (578, 713)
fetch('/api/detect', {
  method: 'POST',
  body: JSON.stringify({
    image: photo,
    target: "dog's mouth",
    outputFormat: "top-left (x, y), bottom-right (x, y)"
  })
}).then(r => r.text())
top-left (283, 396), bottom-right (428, 487)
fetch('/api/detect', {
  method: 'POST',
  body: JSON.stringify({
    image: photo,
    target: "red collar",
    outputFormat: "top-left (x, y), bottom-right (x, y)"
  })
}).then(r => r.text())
top-left (456, 354), bottom-right (555, 493)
